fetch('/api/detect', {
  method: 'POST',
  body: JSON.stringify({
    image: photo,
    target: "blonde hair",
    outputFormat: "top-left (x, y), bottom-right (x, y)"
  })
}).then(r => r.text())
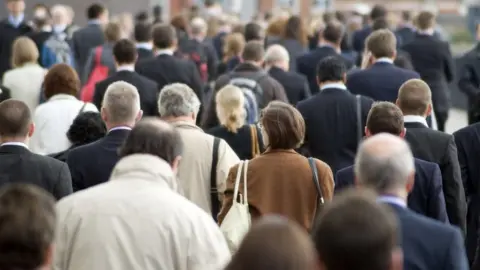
top-left (11, 37), bottom-right (39, 68)
top-left (216, 85), bottom-right (245, 133)
top-left (223, 33), bottom-right (245, 61)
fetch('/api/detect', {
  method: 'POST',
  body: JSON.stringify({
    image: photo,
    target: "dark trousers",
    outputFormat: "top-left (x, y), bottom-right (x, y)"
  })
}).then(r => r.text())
top-left (435, 111), bottom-right (448, 132)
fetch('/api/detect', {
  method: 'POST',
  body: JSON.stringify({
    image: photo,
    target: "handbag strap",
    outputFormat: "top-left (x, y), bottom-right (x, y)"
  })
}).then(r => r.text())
top-left (78, 102), bottom-right (87, 115)
top-left (232, 161), bottom-right (244, 203)
top-left (356, 95), bottom-right (362, 143)
top-left (243, 160), bottom-right (249, 204)
top-left (210, 137), bottom-right (221, 219)
top-left (250, 124), bottom-right (259, 157)
top-left (308, 157), bottom-right (324, 204)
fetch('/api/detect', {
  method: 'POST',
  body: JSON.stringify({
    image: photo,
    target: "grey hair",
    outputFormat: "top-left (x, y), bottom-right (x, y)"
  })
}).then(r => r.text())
top-left (158, 83), bottom-right (201, 117)
top-left (355, 133), bottom-right (415, 193)
top-left (102, 81), bottom-right (140, 124)
top-left (264, 44), bottom-right (290, 65)
top-left (190, 17), bottom-right (207, 35)
top-left (51, 5), bottom-right (69, 24)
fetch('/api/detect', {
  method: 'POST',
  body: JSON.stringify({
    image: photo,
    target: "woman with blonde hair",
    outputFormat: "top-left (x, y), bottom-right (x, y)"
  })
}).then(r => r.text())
top-left (217, 33), bottom-right (245, 75)
top-left (207, 84), bottom-right (263, 160)
top-left (3, 36), bottom-right (46, 112)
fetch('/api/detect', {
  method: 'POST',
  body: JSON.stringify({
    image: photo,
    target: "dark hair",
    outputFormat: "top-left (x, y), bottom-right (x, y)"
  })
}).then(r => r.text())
top-left (113, 39), bottom-right (137, 64)
top-left (322, 12), bottom-right (336, 24)
top-left (170, 15), bottom-right (188, 32)
top-left (119, 118), bottom-right (183, 165)
top-left (226, 216), bottom-right (317, 270)
top-left (261, 101), bottom-right (305, 150)
top-left (370, 4), bottom-right (388, 20)
top-left (415, 11), bottom-right (435, 30)
top-left (0, 99), bottom-right (31, 137)
top-left (135, 11), bottom-right (149, 23)
top-left (244, 22), bottom-right (264, 42)
top-left (152, 23), bottom-right (177, 49)
top-left (86, 3), bottom-right (106, 20)
top-left (402, 11), bottom-right (411, 22)
top-left (67, 112), bottom-right (106, 146)
top-left (372, 17), bottom-right (390, 31)
top-left (366, 102), bottom-right (404, 135)
top-left (134, 23), bottom-right (152, 42)
top-left (283, 16), bottom-right (307, 46)
top-left (242, 40), bottom-right (264, 62)
top-left (314, 189), bottom-right (398, 270)
top-left (322, 21), bottom-right (345, 44)
top-left (0, 184), bottom-right (56, 270)
top-left (43, 64), bottom-right (79, 99)
top-left (335, 11), bottom-right (347, 23)
top-left (316, 56), bottom-right (346, 84)
top-left (366, 29), bottom-right (396, 58)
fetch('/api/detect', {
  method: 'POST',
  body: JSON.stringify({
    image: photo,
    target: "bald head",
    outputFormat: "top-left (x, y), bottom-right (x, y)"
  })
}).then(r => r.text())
top-left (265, 45), bottom-right (290, 70)
top-left (190, 17), bottom-right (207, 36)
top-left (102, 81), bottom-right (141, 126)
top-left (397, 79), bottom-right (432, 116)
top-left (0, 99), bottom-right (32, 140)
top-left (355, 133), bottom-right (415, 194)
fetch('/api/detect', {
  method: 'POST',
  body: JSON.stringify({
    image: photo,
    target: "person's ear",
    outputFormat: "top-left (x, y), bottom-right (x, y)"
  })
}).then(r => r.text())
top-left (135, 110), bottom-right (143, 122)
top-left (365, 127), bottom-right (371, 137)
top-left (395, 98), bottom-right (400, 107)
top-left (392, 50), bottom-right (397, 60)
top-left (406, 171), bottom-right (415, 193)
top-left (28, 122), bottom-right (35, 138)
top-left (390, 247), bottom-right (403, 270)
top-left (342, 73), bottom-right (347, 84)
top-left (101, 107), bottom-right (108, 123)
top-left (425, 104), bottom-right (432, 117)
top-left (399, 128), bottom-right (406, 138)
top-left (43, 244), bottom-right (54, 269)
top-left (171, 155), bottom-right (182, 173)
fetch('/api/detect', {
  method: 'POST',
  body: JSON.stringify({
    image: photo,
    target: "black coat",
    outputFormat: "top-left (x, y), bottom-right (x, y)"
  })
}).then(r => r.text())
top-left (72, 24), bottom-right (105, 78)
top-left (0, 144), bottom-right (72, 200)
top-left (66, 129), bottom-right (130, 191)
top-left (207, 125), bottom-right (264, 160)
top-left (268, 66), bottom-right (311, 106)
top-left (0, 19), bottom-right (32, 79)
top-left (405, 121), bottom-right (467, 234)
top-left (94, 70), bottom-right (159, 116)
top-left (136, 48), bottom-right (154, 61)
top-left (26, 30), bottom-right (51, 65)
top-left (458, 43), bottom-right (480, 124)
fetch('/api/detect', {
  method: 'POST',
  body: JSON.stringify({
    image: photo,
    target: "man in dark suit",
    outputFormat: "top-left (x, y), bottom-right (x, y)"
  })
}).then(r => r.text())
top-left (355, 133), bottom-right (468, 270)
top-left (265, 44), bottom-right (311, 106)
top-left (0, 100), bottom-right (72, 200)
top-left (134, 22), bottom-right (153, 61)
top-left (297, 56), bottom-right (374, 175)
top-left (348, 29), bottom-right (420, 102)
top-left (397, 79), bottom-right (466, 234)
top-left (401, 11), bottom-right (455, 132)
top-left (352, 4), bottom-right (387, 54)
top-left (336, 102), bottom-right (447, 223)
top-left (297, 21), bottom-right (353, 94)
top-left (94, 39), bottom-right (158, 116)
top-left (67, 81), bottom-right (143, 191)
top-left (0, 0), bottom-right (32, 79)
top-left (396, 11), bottom-right (416, 45)
top-left (136, 24), bottom-right (204, 112)
top-left (72, 3), bottom-right (108, 78)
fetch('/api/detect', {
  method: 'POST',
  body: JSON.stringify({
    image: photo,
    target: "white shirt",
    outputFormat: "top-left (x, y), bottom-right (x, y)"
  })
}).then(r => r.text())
top-left (377, 195), bottom-right (407, 208)
top-left (320, 83), bottom-right (347, 91)
top-left (156, 49), bottom-right (174, 56)
top-left (116, 65), bottom-right (135, 72)
top-left (375, 57), bottom-right (394, 64)
top-left (0, 142), bottom-right (28, 148)
top-left (136, 42), bottom-right (153, 50)
top-left (29, 94), bottom-right (98, 155)
top-left (404, 115), bottom-right (429, 127)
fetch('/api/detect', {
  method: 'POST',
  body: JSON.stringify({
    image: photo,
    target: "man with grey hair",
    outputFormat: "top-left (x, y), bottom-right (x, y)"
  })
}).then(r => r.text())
top-left (42, 4), bottom-right (74, 67)
top-left (355, 134), bottom-right (468, 270)
top-left (67, 81), bottom-right (142, 191)
top-left (266, 44), bottom-right (311, 105)
top-left (158, 83), bottom-right (239, 218)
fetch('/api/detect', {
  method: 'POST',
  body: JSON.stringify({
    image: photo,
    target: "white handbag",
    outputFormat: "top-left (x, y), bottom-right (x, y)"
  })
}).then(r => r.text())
top-left (220, 160), bottom-right (252, 252)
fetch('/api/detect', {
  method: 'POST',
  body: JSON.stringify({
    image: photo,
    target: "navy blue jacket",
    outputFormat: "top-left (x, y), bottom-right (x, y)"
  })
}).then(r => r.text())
top-left (346, 62), bottom-right (420, 102)
top-left (336, 158), bottom-right (448, 223)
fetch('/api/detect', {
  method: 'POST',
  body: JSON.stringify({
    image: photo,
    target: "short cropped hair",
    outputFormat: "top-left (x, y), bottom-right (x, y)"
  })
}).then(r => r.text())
top-left (158, 83), bottom-right (201, 118)
top-left (402, 11), bottom-right (412, 22)
top-left (134, 23), bottom-right (152, 42)
top-left (370, 4), bottom-right (388, 20)
top-left (119, 118), bottom-right (183, 164)
top-left (322, 21), bottom-right (345, 44)
top-left (113, 39), bottom-right (137, 64)
top-left (242, 41), bottom-right (265, 62)
top-left (264, 44), bottom-right (290, 65)
top-left (244, 22), bottom-right (264, 42)
top-left (316, 56), bottom-right (346, 84)
top-left (260, 101), bottom-right (305, 150)
top-left (190, 17), bottom-right (207, 35)
top-left (11, 37), bottom-right (39, 68)
top-left (43, 64), bottom-right (80, 99)
top-left (0, 99), bottom-right (31, 137)
top-left (366, 102), bottom-right (404, 136)
top-left (397, 79), bottom-right (432, 116)
top-left (416, 11), bottom-right (436, 30)
top-left (366, 29), bottom-right (396, 58)
top-left (67, 112), bottom-right (106, 145)
top-left (152, 23), bottom-right (177, 49)
top-left (372, 17), bottom-right (390, 31)
top-left (86, 3), bottom-right (106, 20)
top-left (314, 189), bottom-right (398, 270)
top-left (104, 22), bottom-right (122, 43)
top-left (102, 81), bottom-right (141, 124)
top-left (0, 184), bottom-right (56, 270)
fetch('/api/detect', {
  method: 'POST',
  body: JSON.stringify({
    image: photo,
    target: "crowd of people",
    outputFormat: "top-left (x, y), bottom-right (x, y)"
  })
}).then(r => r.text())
top-left (0, 0), bottom-right (480, 269)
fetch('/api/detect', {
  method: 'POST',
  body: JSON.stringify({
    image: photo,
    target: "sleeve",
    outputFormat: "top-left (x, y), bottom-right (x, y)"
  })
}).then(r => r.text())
top-left (443, 42), bottom-right (455, 83)
top-left (53, 163), bottom-right (73, 200)
top-left (302, 79), bottom-right (312, 101)
top-left (454, 133), bottom-right (471, 199)
top-left (72, 33), bottom-right (80, 64)
top-left (53, 200), bottom-right (75, 270)
top-left (66, 152), bottom-right (85, 192)
top-left (427, 164), bottom-right (449, 223)
top-left (189, 62), bottom-right (204, 102)
top-left (200, 78), bottom-right (224, 129)
top-left (458, 64), bottom-right (480, 99)
top-left (334, 168), bottom-right (352, 194)
top-left (316, 159), bottom-right (334, 201)
top-left (216, 140), bottom-right (240, 197)
top-left (207, 45), bottom-right (219, 81)
top-left (296, 102), bottom-right (311, 157)
top-left (271, 79), bottom-right (289, 103)
top-left (92, 82), bottom-right (103, 110)
top-left (41, 45), bottom-right (53, 68)
top-left (81, 49), bottom-right (95, 86)
top-left (217, 163), bottom-right (240, 225)
top-left (444, 229), bottom-right (469, 270)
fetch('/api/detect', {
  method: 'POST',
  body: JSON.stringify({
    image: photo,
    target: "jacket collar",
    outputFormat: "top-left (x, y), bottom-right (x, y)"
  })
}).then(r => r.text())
top-left (404, 115), bottom-right (428, 128)
top-left (48, 94), bottom-right (77, 102)
top-left (110, 154), bottom-right (179, 191)
top-left (0, 144), bottom-right (30, 155)
top-left (233, 62), bottom-right (262, 73)
top-left (170, 120), bottom-right (203, 132)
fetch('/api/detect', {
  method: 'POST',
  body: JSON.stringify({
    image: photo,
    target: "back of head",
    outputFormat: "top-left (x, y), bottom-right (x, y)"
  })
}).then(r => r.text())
top-left (366, 29), bottom-right (396, 59)
top-left (226, 216), bottom-right (317, 270)
top-left (402, 11), bottom-right (412, 22)
top-left (224, 33), bottom-right (245, 59)
top-left (242, 40), bottom-right (265, 63)
top-left (50, 5), bottom-right (68, 25)
top-left (0, 184), bottom-right (56, 270)
top-left (314, 189), bottom-right (400, 270)
top-left (244, 22), bottom-right (264, 42)
top-left (216, 85), bottom-right (245, 133)
top-left (415, 11), bottom-right (435, 30)
top-left (283, 15), bottom-right (307, 46)
top-left (397, 79), bottom-right (432, 116)
top-left (119, 118), bottom-right (183, 165)
top-left (102, 81), bottom-right (141, 125)
top-left (104, 22), bottom-right (122, 43)
top-left (322, 21), bottom-right (345, 45)
top-left (113, 39), bottom-right (137, 65)
top-left (316, 56), bottom-right (346, 84)
top-left (152, 23), bottom-right (177, 49)
top-left (264, 44), bottom-right (289, 66)
top-left (11, 36), bottom-right (39, 68)
top-left (158, 83), bottom-right (201, 119)
top-left (43, 64), bottom-right (79, 99)
top-left (355, 133), bottom-right (415, 193)
top-left (134, 22), bottom-right (152, 43)
top-left (0, 99), bottom-right (31, 139)
top-left (372, 17), bottom-right (390, 31)
top-left (67, 111), bottom-right (106, 146)
top-left (86, 3), bottom-right (106, 20)
top-left (370, 4), bottom-right (388, 21)
top-left (366, 102), bottom-right (404, 136)
top-left (190, 17), bottom-right (207, 36)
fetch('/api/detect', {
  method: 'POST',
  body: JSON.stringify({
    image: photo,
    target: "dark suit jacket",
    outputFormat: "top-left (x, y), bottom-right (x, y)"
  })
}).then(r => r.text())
top-left (136, 48), bottom-right (153, 61)
top-left (336, 159), bottom-right (448, 222)
top-left (458, 43), bottom-right (480, 124)
top-left (296, 87), bottom-right (374, 174)
top-left (402, 33), bottom-right (455, 113)
top-left (405, 121), bottom-right (467, 233)
top-left (268, 66), bottom-right (311, 105)
top-left (66, 129), bottom-right (130, 191)
top-left (297, 46), bottom-right (353, 94)
top-left (94, 70), bottom-right (159, 116)
top-left (386, 202), bottom-right (468, 270)
top-left (179, 38), bottom-right (219, 82)
top-left (0, 145), bottom-right (72, 200)
top-left (26, 30), bottom-right (52, 65)
top-left (0, 19), bottom-right (32, 78)
top-left (352, 26), bottom-right (372, 53)
top-left (347, 62), bottom-right (420, 102)
top-left (72, 24), bottom-right (105, 78)
top-left (396, 26), bottom-right (416, 45)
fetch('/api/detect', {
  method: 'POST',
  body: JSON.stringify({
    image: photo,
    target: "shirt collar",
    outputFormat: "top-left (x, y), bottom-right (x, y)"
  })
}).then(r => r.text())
top-left (109, 126), bottom-right (132, 133)
top-left (88, 19), bottom-right (101, 25)
top-left (8, 13), bottom-right (24, 28)
top-left (52, 24), bottom-right (67, 34)
top-left (375, 57), bottom-right (394, 64)
top-left (377, 195), bottom-right (407, 208)
top-left (116, 65), bottom-right (135, 72)
top-left (156, 49), bottom-right (174, 56)
top-left (1, 142), bottom-right (28, 149)
top-left (417, 29), bottom-right (434, 36)
top-left (136, 42), bottom-right (153, 50)
top-left (403, 115), bottom-right (428, 127)
top-left (49, 94), bottom-right (77, 101)
top-left (320, 83), bottom-right (347, 91)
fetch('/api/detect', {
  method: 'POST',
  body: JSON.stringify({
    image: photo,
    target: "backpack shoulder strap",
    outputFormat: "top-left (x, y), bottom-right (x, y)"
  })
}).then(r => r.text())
top-left (94, 46), bottom-right (103, 64)
top-left (210, 137), bottom-right (221, 220)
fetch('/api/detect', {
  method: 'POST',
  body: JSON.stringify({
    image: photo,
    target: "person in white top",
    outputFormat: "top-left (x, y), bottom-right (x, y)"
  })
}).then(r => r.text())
top-left (3, 36), bottom-right (46, 112)
top-left (54, 118), bottom-right (230, 270)
top-left (29, 64), bottom-right (97, 155)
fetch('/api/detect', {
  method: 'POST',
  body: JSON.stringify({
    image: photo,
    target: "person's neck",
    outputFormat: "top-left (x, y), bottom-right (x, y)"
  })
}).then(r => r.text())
top-left (106, 123), bottom-right (134, 131)
top-left (319, 80), bottom-right (345, 88)
top-left (243, 60), bottom-right (261, 67)
top-left (191, 35), bottom-right (205, 42)
top-left (116, 63), bottom-right (135, 69)
top-left (162, 116), bottom-right (196, 124)
top-left (319, 41), bottom-right (340, 52)
top-left (0, 137), bottom-right (28, 145)
top-left (380, 189), bottom-right (408, 202)
top-left (10, 12), bottom-right (23, 18)
top-left (268, 63), bottom-right (287, 71)
top-left (418, 28), bottom-right (434, 36)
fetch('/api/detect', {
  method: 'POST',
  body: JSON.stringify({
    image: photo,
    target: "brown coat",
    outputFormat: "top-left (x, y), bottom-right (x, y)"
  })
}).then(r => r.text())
top-left (218, 149), bottom-right (334, 231)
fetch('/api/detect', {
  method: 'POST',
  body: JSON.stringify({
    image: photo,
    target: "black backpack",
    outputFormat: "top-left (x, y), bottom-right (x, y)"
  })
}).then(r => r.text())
top-left (178, 40), bottom-right (209, 82)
